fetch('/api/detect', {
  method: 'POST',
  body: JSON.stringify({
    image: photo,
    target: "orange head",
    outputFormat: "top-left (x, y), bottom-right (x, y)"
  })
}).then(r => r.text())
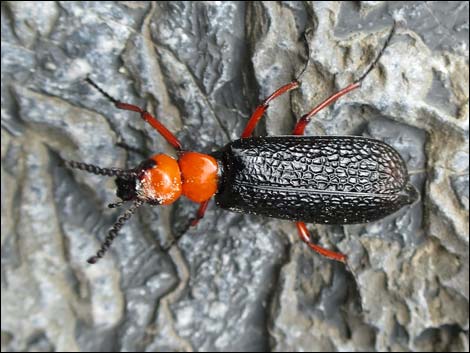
top-left (112, 154), bottom-right (182, 206)
top-left (135, 154), bottom-right (182, 205)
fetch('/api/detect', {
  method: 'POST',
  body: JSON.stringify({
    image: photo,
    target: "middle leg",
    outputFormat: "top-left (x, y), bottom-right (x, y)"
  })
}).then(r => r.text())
top-left (241, 81), bottom-right (300, 138)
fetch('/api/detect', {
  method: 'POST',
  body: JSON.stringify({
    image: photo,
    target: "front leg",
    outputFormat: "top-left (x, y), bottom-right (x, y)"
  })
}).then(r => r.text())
top-left (190, 200), bottom-right (210, 227)
top-left (85, 77), bottom-right (183, 151)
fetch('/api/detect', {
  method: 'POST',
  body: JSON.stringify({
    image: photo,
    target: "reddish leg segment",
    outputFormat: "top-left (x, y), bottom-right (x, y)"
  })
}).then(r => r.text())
top-left (86, 77), bottom-right (182, 150)
top-left (115, 103), bottom-right (182, 150)
top-left (241, 81), bottom-right (300, 138)
top-left (292, 22), bottom-right (396, 136)
top-left (160, 201), bottom-right (210, 251)
top-left (190, 200), bottom-right (210, 227)
top-left (296, 222), bottom-right (346, 263)
top-left (292, 82), bottom-right (360, 135)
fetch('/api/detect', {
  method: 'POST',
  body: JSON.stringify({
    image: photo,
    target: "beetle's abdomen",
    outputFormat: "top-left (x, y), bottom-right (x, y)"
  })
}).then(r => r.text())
top-left (214, 136), bottom-right (417, 224)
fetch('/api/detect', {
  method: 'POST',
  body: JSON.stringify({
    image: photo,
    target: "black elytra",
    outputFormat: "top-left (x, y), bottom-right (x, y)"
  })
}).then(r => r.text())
top-left (213, 136), bottom-right (419, 224)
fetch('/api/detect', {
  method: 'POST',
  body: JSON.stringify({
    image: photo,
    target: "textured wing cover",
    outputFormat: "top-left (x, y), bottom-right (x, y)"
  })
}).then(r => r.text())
top-left (214, 136), bottom-right (414, 224)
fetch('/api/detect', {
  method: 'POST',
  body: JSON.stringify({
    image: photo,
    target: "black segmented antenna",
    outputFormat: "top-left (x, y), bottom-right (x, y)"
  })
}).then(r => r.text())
top-left (295, 27), bottom-right (314, 81)
top-left (294, 21), bottom-right (396, 86)
top-left (64, 157), bottom-right (160, 263)
top-left (65, 160), bottom-right (138, 179)
top-left (355, 21), bottom-right (397, 84)
top-left (85, 76), bottom-right (119, 105)
top-left (87, 199), bottom-right (144, 264)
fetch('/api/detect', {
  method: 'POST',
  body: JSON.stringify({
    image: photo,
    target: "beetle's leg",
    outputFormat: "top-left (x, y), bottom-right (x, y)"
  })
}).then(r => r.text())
top-left (159, 200), bottom-right (210, 252)
top-left (241, 81), bottom-right (300, 138)
top-left (292, 82), bottom-right (361, 135)
top-left (293, 22), bottom-right (396, 135)
top-left (190, 199), bottom-right (210, 227)
top-left (86, 77), bottom-right (182, 150)
top-left (296, 222), bottom-right (346, 263)
top-left (241, 27), bottom-right (316, 138)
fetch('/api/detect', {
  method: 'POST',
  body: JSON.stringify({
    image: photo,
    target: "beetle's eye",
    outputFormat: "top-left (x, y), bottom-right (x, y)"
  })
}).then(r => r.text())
top-left (137, 159), bottom-right (157, 171)
top-left (115, 177), bottom-right (137, 201)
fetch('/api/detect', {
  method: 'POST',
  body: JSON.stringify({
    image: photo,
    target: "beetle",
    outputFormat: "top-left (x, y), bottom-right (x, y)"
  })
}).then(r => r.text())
top-left (65, 22), bottom-right (418, 264)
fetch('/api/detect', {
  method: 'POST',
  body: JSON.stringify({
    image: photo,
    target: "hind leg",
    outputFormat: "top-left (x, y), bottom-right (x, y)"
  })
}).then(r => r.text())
top-left (292, 24), bottom-right (396, 262)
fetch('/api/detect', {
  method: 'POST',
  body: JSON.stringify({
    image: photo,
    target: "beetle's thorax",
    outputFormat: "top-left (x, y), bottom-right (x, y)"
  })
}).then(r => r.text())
top-left (135, 152), bottom-right (218, 205)
top-left (178, 151), bottom-right (219, 203)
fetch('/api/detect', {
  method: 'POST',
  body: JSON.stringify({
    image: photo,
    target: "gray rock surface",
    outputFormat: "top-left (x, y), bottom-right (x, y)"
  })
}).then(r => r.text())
top-left (1, 2), bottom-right (468, 352)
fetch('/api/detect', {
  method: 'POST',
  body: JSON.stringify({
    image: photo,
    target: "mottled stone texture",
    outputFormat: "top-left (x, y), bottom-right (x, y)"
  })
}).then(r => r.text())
top-left (1, 2), bottom-right (468, 352)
